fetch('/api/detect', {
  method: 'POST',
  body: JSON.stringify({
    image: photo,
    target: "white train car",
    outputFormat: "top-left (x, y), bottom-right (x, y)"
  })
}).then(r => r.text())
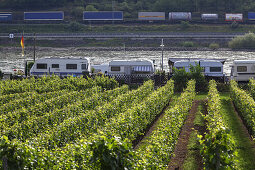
top-left (231, 60), bottom-right (255, 82)
top-left (225, 13), bottom-right (243, 22)
top-left (30, 57), bottom-right (90, 77)
top-left (169, 12), bottom-right (192, 20)
top-left (201, 13), bottom-right (218, 20)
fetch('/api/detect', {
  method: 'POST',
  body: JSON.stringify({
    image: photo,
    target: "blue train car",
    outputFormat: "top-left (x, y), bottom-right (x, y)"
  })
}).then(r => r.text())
top-left (0, 12), bottom-right (12, 21)
top-left (83, 11), bottom-right (123, 20)
top-left (248, 12), bottom-right (255, 20)
top-left (24, 11), bottom-right (64, 20)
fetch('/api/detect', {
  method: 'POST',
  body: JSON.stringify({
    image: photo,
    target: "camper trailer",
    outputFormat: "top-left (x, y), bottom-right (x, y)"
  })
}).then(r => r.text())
top-left (231, 60), bottom-right (255, 82)
top-left (91, 60), bottom-right (154, 76)
top-left (30, 57), bottom-right (90, 77)
top-left (108, 60), bottom-right (154, 75)
top-left (170, 59), bottom-right (225, 79)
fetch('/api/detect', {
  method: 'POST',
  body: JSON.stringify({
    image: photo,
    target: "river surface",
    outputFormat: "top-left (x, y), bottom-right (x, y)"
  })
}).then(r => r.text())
top-left (0, 47), bottom-right (255, 75)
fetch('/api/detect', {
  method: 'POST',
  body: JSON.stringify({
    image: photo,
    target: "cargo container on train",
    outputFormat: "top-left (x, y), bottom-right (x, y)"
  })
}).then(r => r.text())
top-left (83, 11), bottom-right (123, 20)
top-left (0, 12), bottom-right (12, 21)
top-left (24, 11), bottom-right (64, 20)
top-left (201, 13), bottom-right (218, 20)
top-left (225, 13), bottom-right (243, 22)
top-left (138, 12), bottom-right (165, 20)
top-left (248, 12), bottom-right (255, 20)
top-left (169, 12), bottom-right (191, 20)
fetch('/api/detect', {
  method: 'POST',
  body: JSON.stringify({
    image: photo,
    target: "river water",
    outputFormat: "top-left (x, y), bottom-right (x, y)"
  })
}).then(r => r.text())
top-left (0, 47), bottom-right (255, 75)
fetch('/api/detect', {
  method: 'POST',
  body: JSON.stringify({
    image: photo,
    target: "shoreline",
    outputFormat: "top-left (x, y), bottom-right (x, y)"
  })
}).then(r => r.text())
top-left (1, 46), bottom-right (255, 52)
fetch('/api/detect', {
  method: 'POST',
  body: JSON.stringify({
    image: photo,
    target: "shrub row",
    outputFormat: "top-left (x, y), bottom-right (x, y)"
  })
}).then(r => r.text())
top-left (135, 80), bottom-right (195, 169)
top-left (1, 85), bottom-right (129, 141)
top-left (230, 80), bottom-right (255, 138)
top-left (199, 80), bottom-right (236, 169)
top-left (0, 75), bottom-right (118, 95)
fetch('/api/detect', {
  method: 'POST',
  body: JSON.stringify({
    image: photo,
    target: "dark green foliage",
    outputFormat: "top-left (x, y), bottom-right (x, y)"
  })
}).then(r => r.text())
top-left (231, 21), bottom-right (239, 29)
top-left (89, 135), bottom-right (134, 170)
top-left (0, 70), bottom-right (3, 79)
top-left (172, 63), bottom-right (207, 92)
top-left (229, 33), bottom-right (255, 49)
top-left (180, 21), bottom-right (190, 30)
top-left (172, 67), bottom-right (189, 92)
top-left (67, 21), bottom-right (83, 32)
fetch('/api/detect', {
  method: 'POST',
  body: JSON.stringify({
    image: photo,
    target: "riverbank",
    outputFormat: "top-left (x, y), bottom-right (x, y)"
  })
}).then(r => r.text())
top-left (1, 46), bottom-right (255, 52)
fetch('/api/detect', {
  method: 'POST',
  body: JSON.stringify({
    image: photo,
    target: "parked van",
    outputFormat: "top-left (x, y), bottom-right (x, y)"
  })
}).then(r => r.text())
top-left (30, 57), bottom-right (90, 77)
top-left (231, 60), bottom-right (255, 82)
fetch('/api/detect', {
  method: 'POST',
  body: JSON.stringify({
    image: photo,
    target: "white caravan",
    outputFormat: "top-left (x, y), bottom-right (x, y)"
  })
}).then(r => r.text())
top-left (91, 60), bottom-right (154, 76)
top-left (172, 60), bottom-right (224, 78)
top-left (231, 60), bottom-right (255, 82)
top-left (30, 57), bottom-right (90, 77)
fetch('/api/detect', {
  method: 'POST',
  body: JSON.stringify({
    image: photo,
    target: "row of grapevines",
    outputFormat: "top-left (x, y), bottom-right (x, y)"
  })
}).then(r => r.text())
top-left (0, 87), bottom-right (101, 118)
top-left (100, 80), bottom-right (174, 143)
top-left (200, 80), bottom-right (236, 169)
top-left (0, 80), bottom-right (172, 169)
top-left (0, 81), bottom-right (154, 169)
top-left (0, 75), bottom-right (118, 95)
top-left (248, 79), bottom-right (255, 99)
top-left (230, 80), bottom-right (255, 139)
top-left (1, 85), bottom-right (129, 141)
top-left (0, 91), bottom-right (36, 105)
top-left (32, 80), bottom-right (154, 149)
top-left (135, 80), bottom-right (195, 169)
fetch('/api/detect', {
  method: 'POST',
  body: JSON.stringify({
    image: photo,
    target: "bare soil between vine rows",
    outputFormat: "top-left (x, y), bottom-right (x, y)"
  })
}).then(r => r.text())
top-left (168, 100), bottom-right (201, 170)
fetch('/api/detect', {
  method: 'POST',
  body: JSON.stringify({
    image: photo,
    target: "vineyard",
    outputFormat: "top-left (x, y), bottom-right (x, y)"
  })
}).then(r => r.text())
top-left (0, 76), bottom-right (255, 169)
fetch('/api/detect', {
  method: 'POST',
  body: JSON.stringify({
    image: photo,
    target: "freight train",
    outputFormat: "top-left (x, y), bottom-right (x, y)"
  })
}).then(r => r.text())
top-left (0, 11), bottom-right (255, 23)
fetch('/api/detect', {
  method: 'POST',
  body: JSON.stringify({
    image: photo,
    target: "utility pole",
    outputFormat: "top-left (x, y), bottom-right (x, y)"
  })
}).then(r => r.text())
top-left (160, 39), bottom-right (164, 71)
top-left (33, 32), bottom-right (36, 62)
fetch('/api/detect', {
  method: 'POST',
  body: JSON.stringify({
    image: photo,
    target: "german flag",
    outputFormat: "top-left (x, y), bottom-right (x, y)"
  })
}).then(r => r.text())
top-left (21, 35), bottom-right (24, 56)
top-left (21, 35), bottom-right (24, 49)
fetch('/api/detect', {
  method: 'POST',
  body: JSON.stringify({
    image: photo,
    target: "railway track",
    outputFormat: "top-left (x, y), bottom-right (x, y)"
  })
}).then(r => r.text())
top-left (0, 32), bottom-right (245, 39)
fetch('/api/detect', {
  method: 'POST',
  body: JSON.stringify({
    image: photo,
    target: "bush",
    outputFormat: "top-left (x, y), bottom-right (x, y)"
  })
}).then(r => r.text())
top-left (229, 32), bottom-right (255, 49)
top-left (209, 43), bottom-right (220, 50)
top-left (182, 41), bottom-right (194, 47)
top-left (0, 69), bottom-right (3, 79)
top-left (172, 63), bottom-right (207, 92)
top-left (231, 21), bottom-right (239, 29)
top-left (180, 21), bottom-right (190, 30)
top-left (67, 21), bottom-right (83, 32)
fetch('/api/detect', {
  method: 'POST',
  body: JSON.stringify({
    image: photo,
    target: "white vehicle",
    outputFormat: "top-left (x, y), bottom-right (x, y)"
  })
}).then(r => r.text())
top-left (201, 14), bottom-right (218, 20)
top-left (169, 12), bottom-right (192, 20)
top-left (225, 13), bottom-right (243, 22)
top-left (171, 59), bottom-right (224, 78)
top-left (231, 60), bottom-right (255, 82)
top-left (91, 60), bottom-right (154, 76)
top-left (30, 57), bottom-right (90, 77)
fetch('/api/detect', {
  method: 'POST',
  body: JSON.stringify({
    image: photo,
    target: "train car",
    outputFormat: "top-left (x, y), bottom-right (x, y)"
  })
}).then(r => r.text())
top-left (248, 12), bottom-right (255, 20)
top-left (138, 12), bottom-right (165, 20)
top-left (30, 57), bottom-right (90, 77)
top-left (0, 12), bottom-right (12, 22)
top-left (169, 12), bottom-right (191, 21)
top-left (24, 11), bottom-right (64, 20)
top-left (225, 13), bottom-right (243, 22)
top-left (201, 13), bottom-right (218, 20)
top-left (83, 11), bottom-right (123, 21)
